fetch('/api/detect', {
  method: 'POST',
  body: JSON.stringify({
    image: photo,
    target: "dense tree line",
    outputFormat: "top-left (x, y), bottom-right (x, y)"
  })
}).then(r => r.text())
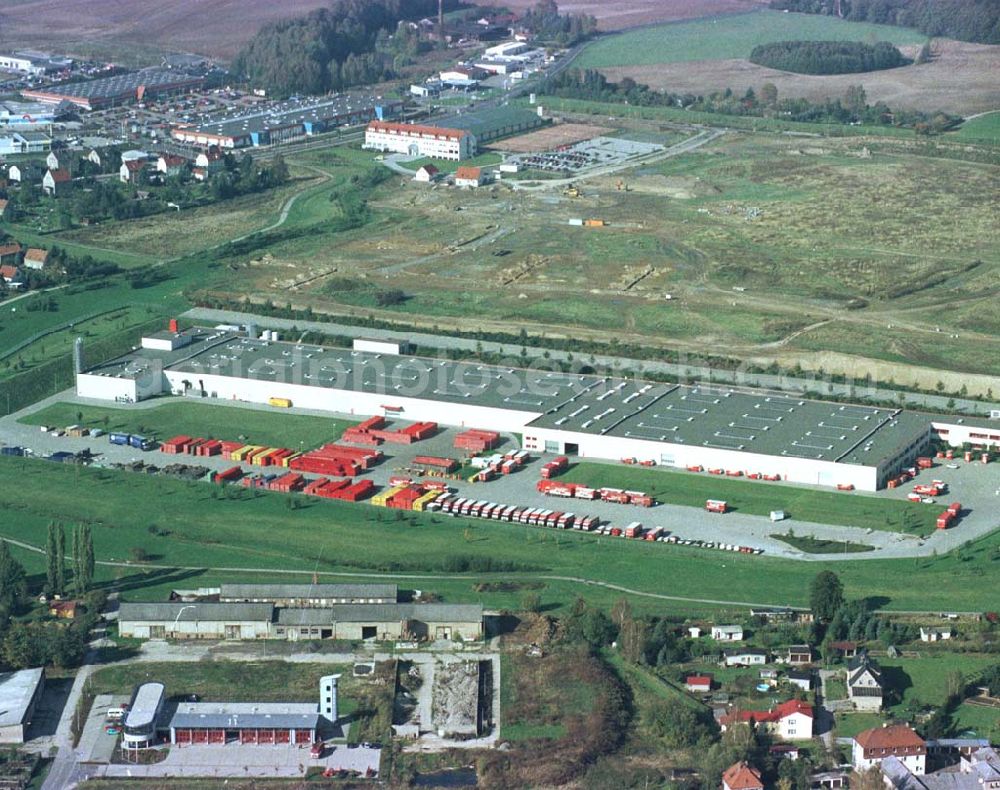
top-left (769, 0), bottom-right (1000, 45)
top-left (546, 68), bottom-right (961, 132)
top-left (233, 0), bottom-right (461, 97)
top-left (749, 40), bottom-right (907, 74)
top-left (518, 0), bottom-right (597, 46)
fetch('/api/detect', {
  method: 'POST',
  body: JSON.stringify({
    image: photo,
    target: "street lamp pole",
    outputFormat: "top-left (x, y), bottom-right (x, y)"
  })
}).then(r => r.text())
top-left (171, 605), bottom-right (196, 637)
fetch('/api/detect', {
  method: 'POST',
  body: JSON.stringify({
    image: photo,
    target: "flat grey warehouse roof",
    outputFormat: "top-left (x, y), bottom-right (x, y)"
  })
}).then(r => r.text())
top-left (90, 327), bottom-right (931, 467)
top-left (0, 668), bottom-right (44, 728)
top-left (220, 583), bottom-right (398, 600)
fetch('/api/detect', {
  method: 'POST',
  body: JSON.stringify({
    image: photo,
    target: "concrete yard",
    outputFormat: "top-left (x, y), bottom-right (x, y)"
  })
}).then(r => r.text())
top-left (78, 694), bottom-right (130, 765)
top-left (97, 742), bottom-right (381, 780)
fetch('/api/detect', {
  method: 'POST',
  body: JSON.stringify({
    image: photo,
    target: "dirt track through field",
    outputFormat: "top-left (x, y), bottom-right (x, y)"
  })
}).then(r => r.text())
top-left (601, 40), bottom-right (1000, 115)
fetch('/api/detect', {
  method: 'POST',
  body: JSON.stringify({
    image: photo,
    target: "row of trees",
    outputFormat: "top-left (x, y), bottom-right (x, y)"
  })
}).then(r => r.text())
top-left (769, 0), bottom-right (1000, 45)
top-left (518, 0), bottom-right (597, 47)
top-left (749, 40), bottom-right (907, 74)
top-left (233, 0), bottom-right (457, 97)
top-left (45, 523), bottom-right (95, 599)
top-left (546, 68), bottom-right (961, 132)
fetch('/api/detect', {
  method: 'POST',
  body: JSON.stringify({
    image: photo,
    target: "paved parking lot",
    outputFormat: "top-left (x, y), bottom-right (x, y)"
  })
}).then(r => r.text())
top-left (1, 391), bottom-right (997, 562)
top-left (98, 742), bottom-right (380, 779)
top-left (78, 694), bottom-right (130, 764)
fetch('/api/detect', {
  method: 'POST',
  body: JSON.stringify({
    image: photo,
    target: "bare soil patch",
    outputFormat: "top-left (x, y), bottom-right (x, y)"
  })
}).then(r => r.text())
top-left (493, 123), bottom-right (612, 153)
top-left (0, 0), bottom-right (334, 60)
top-left (600, 40), bottom-right (1000, 115)
top-left (478, 0), bottom-right (765, 30)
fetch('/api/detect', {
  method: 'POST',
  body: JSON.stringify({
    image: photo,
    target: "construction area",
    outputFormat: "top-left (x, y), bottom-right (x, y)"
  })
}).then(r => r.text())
top-left (504, 135), bottom-right (665, 175)
top-left (492, 122), bottom-right (614, 153)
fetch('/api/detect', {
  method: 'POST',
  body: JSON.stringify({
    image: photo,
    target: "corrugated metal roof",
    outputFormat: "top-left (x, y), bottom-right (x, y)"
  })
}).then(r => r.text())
top-left (126, 682), bottom-right (165, 729)
top-left (220, 583), bottom-right (397, 601)
top-left (118, 602), bottom-right (275, 622)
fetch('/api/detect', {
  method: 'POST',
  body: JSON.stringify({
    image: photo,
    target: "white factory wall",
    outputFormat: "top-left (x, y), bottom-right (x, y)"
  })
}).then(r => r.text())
top-left (353, 339), bottom-right (406, 355)
top-left (932, 420), bottom-right (1000, 449)
top-left (76, 373), bottom-right (139, 402)
top-left (118, 619), bottom-right (271, 639)
top-left (162, 371), bottom-right (540, 433)
top-left (524, 427), bottom-right (879, 491)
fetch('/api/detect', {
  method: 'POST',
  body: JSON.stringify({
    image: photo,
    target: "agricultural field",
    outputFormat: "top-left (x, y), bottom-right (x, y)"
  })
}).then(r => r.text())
top-left (561, 462), bottom-right (938, 533)
top-left (951, 110), bottom-right (1000, 143)
top-left (575, 10), bottom-right (927, 68)
top-left (1, 456), bottom-right (998, 614)
top-left (20, 401), bottom-right (358, 450)
top-left (574, 11), bottom-right (1000, 115)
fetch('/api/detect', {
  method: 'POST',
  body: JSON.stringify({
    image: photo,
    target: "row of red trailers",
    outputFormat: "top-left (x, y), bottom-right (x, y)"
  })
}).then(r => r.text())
top-left (454, 429), bottom-right (500, 454)
top-left (343, 416), bottom-right (438, 446)
top-left (413, 455), bottom-right (459, 473)
top-left (428, 494), bottom-right (599, 532)
top-left (161, 436), bottom-right (225, 457)
top-left (936, 449), bottom-right (991, 464)
top-left (536, 479), bottom-right (654, 507)
top-left (686, 464), bottom-right (782, 482)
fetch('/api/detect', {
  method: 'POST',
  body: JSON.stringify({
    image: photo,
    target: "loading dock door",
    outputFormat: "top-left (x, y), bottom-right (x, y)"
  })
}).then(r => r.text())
top-left (361, 626), bottom-right (377, 640)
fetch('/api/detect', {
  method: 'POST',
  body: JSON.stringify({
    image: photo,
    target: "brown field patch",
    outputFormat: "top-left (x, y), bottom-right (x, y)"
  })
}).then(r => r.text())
top-left (478, 0), bottom-right (765, 30)
top-left (493, 122), bottom-right (613, 153)
top-left (600, 39), bottom-right (1000, 115)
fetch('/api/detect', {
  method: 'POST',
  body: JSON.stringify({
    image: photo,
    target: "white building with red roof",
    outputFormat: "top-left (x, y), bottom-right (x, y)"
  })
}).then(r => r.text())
top-left (719, 699), bottom-right (814, 740)
top-left (364, 120), bottom-right (476, 161)
top-left (853, 724), bottom-right (926, 775)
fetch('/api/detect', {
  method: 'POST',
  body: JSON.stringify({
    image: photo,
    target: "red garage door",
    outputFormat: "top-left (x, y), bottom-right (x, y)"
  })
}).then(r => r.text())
top-left (258, 729), bottom-right (275, 744)
top-left (192, 729), bottom-right (209, 744)
top-left (175, 729), bottom-right (192, 745)
top-left (208, 729), bottom-right (225, 744)
top-left (240, 729), bottom-right (258, 745)
top-left (294, 729), bottom-right (312, 744)
top-left (275, 729), bottom-right (290, 744)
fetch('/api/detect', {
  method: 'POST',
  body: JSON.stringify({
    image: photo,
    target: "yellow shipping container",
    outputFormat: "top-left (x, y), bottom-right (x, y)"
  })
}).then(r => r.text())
top-left (249, 447), bottom-right (276, 466)
top-left (232, 445), bottom-right (261, 462)
top-left (269, 397), bottom-right (292, 408)
top-left (371, 485), bottom-right (407, 507)
top-left (412, 491), bottom-right (440, 512)
top-left (281, 452), bottom-right (301, 468)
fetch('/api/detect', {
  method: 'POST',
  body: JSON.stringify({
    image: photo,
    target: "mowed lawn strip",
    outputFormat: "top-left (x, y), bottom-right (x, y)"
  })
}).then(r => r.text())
top-left (575, 10), bottom-right (927, 68)
top-left (559, 462), bottom-right (938, 533)
top-left (20, 401), bottom-right (358, 449)
top-left (0, 457), bottom-right (997, 613)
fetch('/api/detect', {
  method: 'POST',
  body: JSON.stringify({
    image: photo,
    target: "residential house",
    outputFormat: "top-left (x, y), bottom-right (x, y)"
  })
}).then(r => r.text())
top-left (0, 264), bottom-right (23, 288)
top-left (719, 699), bottom-right (814, 740)
top-left (119, 160), bottom-right (147, 184)
top-left (42, 168), bottom-right (71, 196)
top-left (686, 674), bottom-right (712, 693)
top-left (45, 151), bottom-right (60, 170)
top-left (724, 648), bottom-right (768, 667)
top-left (722, 762), bottom-right (764, 790)
top-left (23, 248), bottom-right (48, 270)
top-left (811, 770), bottom-right (849, 789)
top-left (927, 738), bottom-right (992, 763)
top-left (712, 625), bottom-right (744, 642)
top-left (454, 165), bottom-right (485, 188)
top-left (193, 149), bottom-right (224, 181)
top-left (770, 744), bottom-right (801, 761)
top-left (852, 724), bottom-right (926, 774)
top-left (786, 645), bottom-right (812, 665)
top-left (920, 627), bottom-right (952, 642)
top-left (760, 668), bottom-right (779, 681)
top-left (156, 153), bottom-right (187, 177)
top-left (0, 243), bottom-right (20, 265)
top-left (688, 626), bottom-right (703, 638)
top-left (751, 607), bottom-right (797, 622)
top-left (414, 164), bottom-right (440, 183)
top-left (847, 652), bottom-right (883, 711)
top-left (48, 600), bottom-right (77, 619)
top-left (786, 669), bottom-right (813, 691)
top-left (829, 640), bottom-right (859, 658)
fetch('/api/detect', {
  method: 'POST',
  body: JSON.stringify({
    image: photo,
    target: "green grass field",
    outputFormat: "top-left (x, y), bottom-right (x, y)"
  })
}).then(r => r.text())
top-left (560, 463), bottom-right (938, 533)
top-left (20, 400), bottom-right (357, 449)
top-left (834, 711), bottom-right (885, 737)
top-left (951, 111), bottom-right (1000, 144)
top-left (0, 457), bottom-right (997, 614)
top-left (575, 10), bottom-right (927, 68)
top-left (953, 702), bottom-right (1000, 740)
top-left (878, 654), bottom-right (999, 712)
top-left (396, 152), bottom-right (503, 173)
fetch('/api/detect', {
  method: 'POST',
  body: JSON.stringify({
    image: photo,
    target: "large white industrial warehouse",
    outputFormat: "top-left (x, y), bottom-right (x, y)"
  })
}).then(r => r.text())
top-left (75, 326), bottom-right (999, 491)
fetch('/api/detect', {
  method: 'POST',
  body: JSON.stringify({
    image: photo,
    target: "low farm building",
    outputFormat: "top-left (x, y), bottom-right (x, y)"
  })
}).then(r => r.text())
top-left (0, 668), bottom-right (45, 744)
top-left (118, 601), bottom-right (483, 642)
top-left (219, 583), bottom-right (398, 606)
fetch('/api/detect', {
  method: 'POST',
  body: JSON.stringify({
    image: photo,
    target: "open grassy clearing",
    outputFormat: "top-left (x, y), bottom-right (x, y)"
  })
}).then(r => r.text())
top-left (952, 111), bottom-right (1000, 144)
top-left (397, 152), bottom-right (503, 173)
top-left (0, 223), bottom-right (157, 269)
top-left (953, 702), bottom-right (1000, 740)
top-left (55, 177), bottom-right (316, 260)
top-left (560, 462), bottom-right (939, 533)
top-left (21, 400), bottom-right (358, 450)
top-left (834, 710), bottom-right (885, 737)
top-left (196, 131), bottom-right (1000, 384)
top-left (575, 10), bottom-right (926, 69)
top-left (0, 306), bottom-right (158, 382)
top-left (0, 457), bottom-right (998, 613)
top-left (878, 654), bottom-right (999, 713)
